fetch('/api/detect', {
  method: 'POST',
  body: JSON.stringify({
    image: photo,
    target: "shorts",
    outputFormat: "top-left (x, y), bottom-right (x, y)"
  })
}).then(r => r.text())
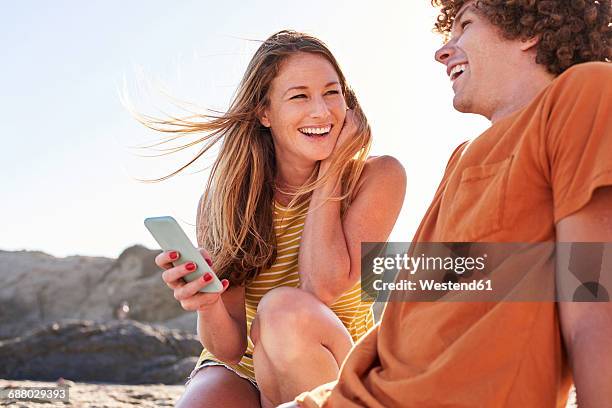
top-left (184, 359), bottom-right (259, 390)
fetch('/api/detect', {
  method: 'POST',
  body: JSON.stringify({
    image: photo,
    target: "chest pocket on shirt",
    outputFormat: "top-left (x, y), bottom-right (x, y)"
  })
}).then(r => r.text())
top-left (447, 156), bottom-right (514, 241)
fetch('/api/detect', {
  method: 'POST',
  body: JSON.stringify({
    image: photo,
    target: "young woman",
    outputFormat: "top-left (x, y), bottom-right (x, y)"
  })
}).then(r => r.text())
top-left (149, 30), bottom-right (406, 408)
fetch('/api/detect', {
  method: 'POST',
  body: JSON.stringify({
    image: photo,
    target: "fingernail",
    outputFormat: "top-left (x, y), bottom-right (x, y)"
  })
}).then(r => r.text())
top-left (169, 251), bottom-right (179, 260)
top-left (203, 273), bottom-right (212, 282)
top-left (205, 258), bottom-right (213, 267)
top-left (222, 279), bottom-right (229, 288)
top-left (185, 262), bottom-right (196, 272)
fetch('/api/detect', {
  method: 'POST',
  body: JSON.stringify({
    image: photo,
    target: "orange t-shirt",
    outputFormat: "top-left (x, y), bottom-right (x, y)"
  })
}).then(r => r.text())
top-left (297, 62), bottom-right (612, 407)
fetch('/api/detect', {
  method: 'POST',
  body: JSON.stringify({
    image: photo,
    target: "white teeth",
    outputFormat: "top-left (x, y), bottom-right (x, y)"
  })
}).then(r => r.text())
top-left (299, 125), bottom-right (332, 135)
top-left (450, 64), bottom-right (467, 81)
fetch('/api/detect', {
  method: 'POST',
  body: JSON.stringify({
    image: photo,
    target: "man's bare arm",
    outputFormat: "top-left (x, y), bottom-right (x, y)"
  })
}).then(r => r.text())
top-left (556, 186), bottom-right (612, 408)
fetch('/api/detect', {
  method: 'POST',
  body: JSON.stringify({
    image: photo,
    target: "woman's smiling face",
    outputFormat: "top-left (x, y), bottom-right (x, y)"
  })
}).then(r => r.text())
top-left (260, 52), bottom-right (347, 166)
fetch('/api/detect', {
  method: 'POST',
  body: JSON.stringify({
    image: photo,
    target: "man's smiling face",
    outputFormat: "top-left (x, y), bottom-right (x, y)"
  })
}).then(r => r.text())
top-left (434, 1), bottom-right (530, 118)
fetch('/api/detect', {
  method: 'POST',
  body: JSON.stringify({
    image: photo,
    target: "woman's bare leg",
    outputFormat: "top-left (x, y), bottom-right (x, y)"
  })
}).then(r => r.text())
top-left (251, 287), bottom-right (354, 407)
top-left (176, 366), bottom-right (260, 408)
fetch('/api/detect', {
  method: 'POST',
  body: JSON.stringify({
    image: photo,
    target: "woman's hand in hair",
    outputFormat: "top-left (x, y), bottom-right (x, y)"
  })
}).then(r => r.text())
top-left (319, 109), bottom-right (362, 177)
top-left (335, 108), bottom-right (359, 148)
top-left (155, 249), bottom-right (230, 312)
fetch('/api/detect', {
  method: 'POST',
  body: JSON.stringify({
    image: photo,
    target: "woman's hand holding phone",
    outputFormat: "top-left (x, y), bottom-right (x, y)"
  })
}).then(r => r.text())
top-left (155, 248), bottom-right (230, 312)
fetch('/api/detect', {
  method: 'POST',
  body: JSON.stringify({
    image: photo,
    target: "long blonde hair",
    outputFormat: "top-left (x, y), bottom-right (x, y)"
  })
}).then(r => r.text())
top-left (133, 30), bottom-right (371, 285)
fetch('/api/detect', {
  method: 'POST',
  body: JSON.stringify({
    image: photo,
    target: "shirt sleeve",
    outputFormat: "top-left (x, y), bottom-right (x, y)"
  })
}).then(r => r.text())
top-left (543, 62), bottom-right (612, 223)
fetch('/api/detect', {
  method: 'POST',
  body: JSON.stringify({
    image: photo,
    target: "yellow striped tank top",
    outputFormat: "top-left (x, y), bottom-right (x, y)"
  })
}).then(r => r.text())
top-left (195, 198), bottom-right (374, 383)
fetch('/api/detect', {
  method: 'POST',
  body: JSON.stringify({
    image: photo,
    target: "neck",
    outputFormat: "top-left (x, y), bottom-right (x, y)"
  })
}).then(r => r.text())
top-left (489, 66), bottom-right (555, 123)
top-left (274, 159), bottom-right (316, 202)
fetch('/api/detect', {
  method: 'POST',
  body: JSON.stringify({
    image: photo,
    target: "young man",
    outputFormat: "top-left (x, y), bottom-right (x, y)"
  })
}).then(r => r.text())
top-left (281, 0), bottom-right (611, 407)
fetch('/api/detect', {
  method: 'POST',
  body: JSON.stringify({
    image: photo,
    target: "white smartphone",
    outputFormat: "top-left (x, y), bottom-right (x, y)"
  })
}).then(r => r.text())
top-left (144, 216), bottom-right (223, 293)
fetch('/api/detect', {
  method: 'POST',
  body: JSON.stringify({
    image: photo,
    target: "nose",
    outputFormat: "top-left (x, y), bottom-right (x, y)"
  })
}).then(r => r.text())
top-left (309, 95), bottom-right (331, 118)
top-left (435, 41), bottom-right (454, 65)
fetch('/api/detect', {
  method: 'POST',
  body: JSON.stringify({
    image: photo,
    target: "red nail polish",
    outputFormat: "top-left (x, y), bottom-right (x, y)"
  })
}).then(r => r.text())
top-left (203, 273), bottom-right (212, 282)
top-left (169, 251), bottom-right (179, 260)
top-left (205, 258), bottom-right (213, 267)
top-left (185, 262), bottom-right (196, 272)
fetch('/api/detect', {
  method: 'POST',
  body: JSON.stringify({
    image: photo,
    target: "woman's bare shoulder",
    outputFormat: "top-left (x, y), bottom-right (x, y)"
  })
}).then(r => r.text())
top-left (364, 155), bottom-right (405, 174)
top-left (359, 155), bottom-right (406, 186)
top-left (350, 155), bottom-right (406, 202)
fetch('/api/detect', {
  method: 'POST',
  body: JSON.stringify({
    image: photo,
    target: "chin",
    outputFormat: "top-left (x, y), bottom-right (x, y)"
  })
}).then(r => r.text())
top-left (308, 148), bottom-right (334, 163)
top-left (301, 140), bottom-right (335, 161)
top-left (312, 151), bottom-right (334, 162)
top-left (453, 94), bottom-right (473, 114)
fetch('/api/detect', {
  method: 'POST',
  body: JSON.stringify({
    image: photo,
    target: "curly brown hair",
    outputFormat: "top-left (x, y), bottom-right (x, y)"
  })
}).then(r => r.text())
top-left (432, 0), bottom-right (611, 75)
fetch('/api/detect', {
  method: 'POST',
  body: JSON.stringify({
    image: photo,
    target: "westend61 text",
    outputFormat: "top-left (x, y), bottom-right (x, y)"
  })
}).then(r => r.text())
top-left (373, 279), bottom-right (493, 292)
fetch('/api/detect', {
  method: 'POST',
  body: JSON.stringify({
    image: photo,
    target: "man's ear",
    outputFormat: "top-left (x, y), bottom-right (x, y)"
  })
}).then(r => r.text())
top-left (520, 36), bottom-right (539, 51)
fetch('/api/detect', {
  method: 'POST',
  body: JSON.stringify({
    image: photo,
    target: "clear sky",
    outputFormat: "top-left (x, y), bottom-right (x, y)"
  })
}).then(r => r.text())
top-left (1, 0), bottom-right (489, 259)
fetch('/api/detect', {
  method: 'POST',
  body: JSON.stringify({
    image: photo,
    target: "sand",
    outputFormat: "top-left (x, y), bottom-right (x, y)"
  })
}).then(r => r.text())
top-left (0, 380), bottom-right (184, 408)
top-left (0, 379), bottom-right (577, 407)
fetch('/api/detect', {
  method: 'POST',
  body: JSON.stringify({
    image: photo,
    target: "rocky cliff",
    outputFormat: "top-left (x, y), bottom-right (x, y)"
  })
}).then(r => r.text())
top-left (0, 246), bottom-right (200, 384)
top-left (0, 245), bottom-right (196, 340)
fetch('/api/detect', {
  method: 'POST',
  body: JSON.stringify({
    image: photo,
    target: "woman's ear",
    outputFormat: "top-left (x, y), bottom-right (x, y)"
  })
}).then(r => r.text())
top-left (520, 36), bottom-right (539, 51)
top-left (259, 109), bottom-right (271, 128)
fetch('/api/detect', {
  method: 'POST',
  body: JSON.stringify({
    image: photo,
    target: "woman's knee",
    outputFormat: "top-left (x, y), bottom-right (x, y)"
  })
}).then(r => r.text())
top-left (257, 286), bottom-right (309, 311)
top-left (177, 366), bottom-right (259, 408)
top-left (253, 287), bottom-right (349, 363)
top-left (255, 287), bottom-right (321, 337)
